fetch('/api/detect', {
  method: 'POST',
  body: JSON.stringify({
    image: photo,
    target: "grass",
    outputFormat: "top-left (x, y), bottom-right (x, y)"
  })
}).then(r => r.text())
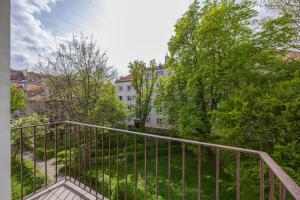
top-left (11, 157), bottom-right (46, 200)
top-left (60, 136), bottom-right (236, 200)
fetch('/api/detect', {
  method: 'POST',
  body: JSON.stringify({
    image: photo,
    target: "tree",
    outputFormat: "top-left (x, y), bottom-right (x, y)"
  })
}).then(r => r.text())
top-left (38, 34), bottom-right (117, 123)
top-left (92, 83), bottom-right (128, 127)
top-left (129, 60), bottom-right (157, 129)
top-left (156, 0), bottom-right (297, 140)
top-left (11, 85), bottom-right (27, 114)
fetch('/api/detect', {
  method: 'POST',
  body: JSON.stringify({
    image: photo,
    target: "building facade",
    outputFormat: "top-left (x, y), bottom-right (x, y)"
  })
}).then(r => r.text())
top-left (115, 65), bottom-right (172, 129)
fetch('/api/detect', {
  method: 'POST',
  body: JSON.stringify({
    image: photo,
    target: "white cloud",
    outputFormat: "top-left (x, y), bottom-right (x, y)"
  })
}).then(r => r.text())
top-left (11, 0), bottom-right (70, 69)
top-left (79, 0), bottom-right (193, 76)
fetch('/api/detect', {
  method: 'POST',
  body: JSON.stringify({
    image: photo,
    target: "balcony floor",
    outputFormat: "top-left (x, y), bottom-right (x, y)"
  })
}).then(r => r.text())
top-left (24, 178), bottom-right (108, 200)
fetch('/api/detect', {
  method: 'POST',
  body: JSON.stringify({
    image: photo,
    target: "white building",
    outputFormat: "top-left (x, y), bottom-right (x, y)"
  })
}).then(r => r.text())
top-left (115, 65), bottom-right (172, 129)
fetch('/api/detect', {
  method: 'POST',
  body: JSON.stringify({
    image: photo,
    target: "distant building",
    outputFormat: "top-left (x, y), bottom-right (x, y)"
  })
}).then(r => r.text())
top-left (115, 65), bottom-right (172, 129)
top-left (10, 69), bottom-right (48, 119)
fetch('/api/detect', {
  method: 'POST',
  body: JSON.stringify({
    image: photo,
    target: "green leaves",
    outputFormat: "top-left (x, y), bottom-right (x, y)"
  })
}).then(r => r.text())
top-left (129, 60), bottom-right (157, 128)
top-left (10, 85), bottom-right (27, 114)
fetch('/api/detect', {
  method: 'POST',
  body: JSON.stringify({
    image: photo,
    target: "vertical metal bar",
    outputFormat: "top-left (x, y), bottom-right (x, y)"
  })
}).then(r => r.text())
top-left (44, 125), bottom-right (48, 187)
top-left (134, 135), bottom-right (137, 200)
top-left (260, 157), bottom-right (264, 200)
top-left (182, 143), bottom-right (185, 200)
top-left (236, 152), bottom-right (240, 200)
top-left (269, 169), bottom-right (274, 200)
top-left (155, 139), bottom-right (158, 200)
top-left (84, 127), bottom-right (86, 187)
top-left (55, 124), bottom-right (58, 182)
top-left (64, 124), bottom-right (67, 178)
top-left (125, 133), bottom-right (128, 200)
top-left (69, 124), bottom-right (72, 178)
top-left (168, 141), bottom-right (171, 200)
top-left (280, 183), bottom-right (286, 200)
top-left (144, 136), bottom-right (147, 200)
top-left (116, 133), bottom-right (119, 200)
top-left (20, 128), bottom-right (24, 199)
top-left (198, 146), bottom-right (201, 200)
top-left (108, 131), bottom-right (111, 198)
top-left (95, 128), bottom-right (98, 199)
top-left (216, 148), bottom-right (219, 200)
top-left (72, 125), bottom-right (75, 181)
top-left (33, 126), bottom-right (36, 193)
top-left (101, 129), bottom-right (104, 200)
top-left (78, 126), bottom-right (81, 181)
top-left (89, 127), bottom-right (92, 191)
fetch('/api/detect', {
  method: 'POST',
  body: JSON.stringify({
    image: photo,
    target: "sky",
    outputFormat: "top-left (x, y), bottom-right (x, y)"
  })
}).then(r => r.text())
top-left (11, 0), bottom-right (194, 76)
top-left (11, 0), bottom-right (273, 76)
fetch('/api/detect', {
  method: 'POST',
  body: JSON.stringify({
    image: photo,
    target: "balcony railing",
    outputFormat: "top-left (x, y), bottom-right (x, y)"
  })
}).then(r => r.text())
top-left (12, 121), bottom-right (300, 200)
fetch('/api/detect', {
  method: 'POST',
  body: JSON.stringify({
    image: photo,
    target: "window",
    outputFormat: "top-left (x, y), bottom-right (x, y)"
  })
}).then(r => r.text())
top-left (119, 96), bottom-right (123, 101)
top-left (146, 117), bottom-right (151, 123)
top-left (127, 85), bottom-right (131, 91)
top-left (157, 118), bottom-right (163, 125)
top-left (127, 96), bottom-right (132, 101)
top-left (119, 86), bottom-right (123, 91)
top-left (146, 73), bottom-right (150, 79)
top-left (159, 70), bottom-right (163, 76)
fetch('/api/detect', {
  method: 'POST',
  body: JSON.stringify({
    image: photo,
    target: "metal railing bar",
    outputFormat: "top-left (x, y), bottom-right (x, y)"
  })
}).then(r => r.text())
top-left (116, 132), bottom-right (119, 200)
top-left (33, 126), bottom-right (37, 193)
top-left (134, 135), bottom-right (137, 200)
top-left (155, 138), bottom-right (159, 200)
top-left (280, 183), bottom-right (287, 200)
top-left (68, 124), bottom-right (71, 179)
top-left (20, 128), bottom-right (24, 199)
top-left (101, 129), bottom-right (104, 200)
top-left (236, 152), bottom-right (240, 200)
top-left (55, 124), bottom-right (58, 183)
top-left (84, 127), bottom-right (87, 188)
top-left (44, 125), bottom-right (48, 187)
top-left (125, 133), bottom-right (128, 200)
top-left (144, 136), bottom-right (147, 200)
top-left (64, 124), bottom-right (67, 178)
top-left (64, 121), bottom-right (260, 154)
top-left (108, 130), bottom-right (111, 198)
top-left (260, 157), bottom-right (265, 200)
top-left (198, 145), bottom-right (201, 200)
top-left (216, 148), bottom-right (220, 200)
top-left (95, 128), bottom-right (99, 199)
top-left (269, 169), bottom-right (274, 200)
top-left (89, 127), bottom-right (92, 192)
top-left (72, 125), bottom-right (75, 181)
top-left (168, 141), bottom-right (171, 200)
top-left (182, 143), bottom-right (185, 200)
top-left (260, 152), bottom-right (300, 199)
top-left (78, 125), bottom-right (81, 182)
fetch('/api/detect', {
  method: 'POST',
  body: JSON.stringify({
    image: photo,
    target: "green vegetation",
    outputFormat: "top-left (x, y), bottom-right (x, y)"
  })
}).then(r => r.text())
top-left (11, 85), bottom-right (27, 113)
top-left (129, 59), bottom-right (158, 129)
top-left (12, 157), bottom-right (45, 200)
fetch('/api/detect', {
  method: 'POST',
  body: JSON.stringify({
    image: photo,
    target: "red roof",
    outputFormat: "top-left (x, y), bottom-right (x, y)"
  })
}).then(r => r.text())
top-left (115, 74), bottom-right (133, 83)
top-left (11, 69), bottom-right (25, 81)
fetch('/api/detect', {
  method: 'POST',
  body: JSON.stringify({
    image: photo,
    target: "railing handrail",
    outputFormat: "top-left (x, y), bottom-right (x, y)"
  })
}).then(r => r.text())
top-left (12, 121), bottom-right (300, 199)
top-left (65, 121), bottom-right (261, 154)
top-left (64, 121), bottom-right (300, 199)
top-left (260, 152), bottom-right (300, 199)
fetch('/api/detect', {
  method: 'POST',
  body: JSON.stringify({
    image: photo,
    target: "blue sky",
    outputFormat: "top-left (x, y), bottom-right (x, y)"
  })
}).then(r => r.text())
top-left (11, 0), bottom-right (273, 76)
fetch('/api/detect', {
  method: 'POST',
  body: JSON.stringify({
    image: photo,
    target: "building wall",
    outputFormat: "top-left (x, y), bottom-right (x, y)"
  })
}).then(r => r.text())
top-left (115, 67), bottom-right (172, 129)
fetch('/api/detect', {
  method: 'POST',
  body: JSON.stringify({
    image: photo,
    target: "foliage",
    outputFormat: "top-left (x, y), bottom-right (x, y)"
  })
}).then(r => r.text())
top-left (12, 157), bottom-right (45, 200)
top-left (11, 114), bottom-right (48, 161)
top-left (129, 60), bottom-right (158, 129)
top-left (10, 85), bottom-right (27, 114)
top-left (37, 33), bottom-right (116, 123)
top-left (92, 83), bottom-right (128, 127)
top-left (156, 0), bottom-right (297, 140)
